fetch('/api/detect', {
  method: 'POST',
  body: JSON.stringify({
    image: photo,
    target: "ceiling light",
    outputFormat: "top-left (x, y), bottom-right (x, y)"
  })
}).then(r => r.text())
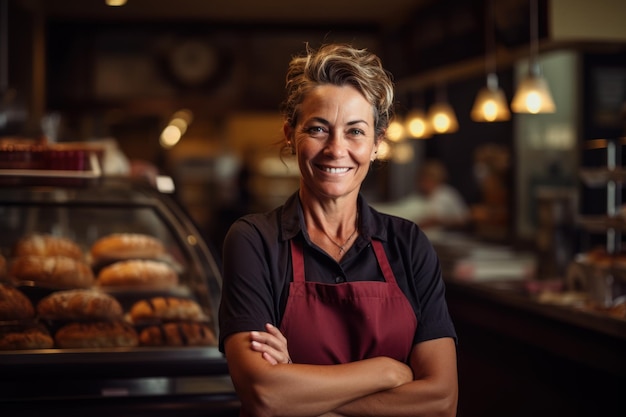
top-left (387, 118), bottom-right (405, 142)
top-left (105, 0), bottom-right (128, 6)
top-left (511, 64), bottom-right (556, 113)
top-left (511, 0), bottom-right (556, 114)
top-left (405, 109), bottom-right (432, 138)
top-left (471, 74), bottom-right (511, 122)
top-left (427, 86), bottom-right (458, 134)
top-left (428, 103), bottom-right (458, 134)
top-left (471, 0), bottom-right (510, 122)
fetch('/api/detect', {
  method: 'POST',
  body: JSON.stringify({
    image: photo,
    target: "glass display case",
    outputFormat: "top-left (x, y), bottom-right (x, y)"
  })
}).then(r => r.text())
top-left (0, 175), bottom-right (239, 416)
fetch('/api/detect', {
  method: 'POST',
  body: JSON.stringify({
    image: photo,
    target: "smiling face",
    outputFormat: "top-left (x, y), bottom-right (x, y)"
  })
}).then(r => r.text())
top-left (286, 84), bottom-right (380, 203)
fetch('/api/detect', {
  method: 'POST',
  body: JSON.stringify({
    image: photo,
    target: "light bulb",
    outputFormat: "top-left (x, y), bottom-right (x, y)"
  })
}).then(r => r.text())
top-left (433, 114), bottom-right (451, 133)
top-left (404, 109), bottom-right (431, 139)
top-left (387, 119), bottom-right (405, 142)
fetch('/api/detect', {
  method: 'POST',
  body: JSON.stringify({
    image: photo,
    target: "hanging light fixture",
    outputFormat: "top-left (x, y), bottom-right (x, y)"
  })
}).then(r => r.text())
top-left (387, 116), bottom-right (406, 142)
top-left (404, 91), bottom-right (432, 139)
top-left (428, 86), bottom-right (458, 134)
top-left (511, 0), bottom-right (556, 114)
top-left (471, 0), bottom-right (510, 122)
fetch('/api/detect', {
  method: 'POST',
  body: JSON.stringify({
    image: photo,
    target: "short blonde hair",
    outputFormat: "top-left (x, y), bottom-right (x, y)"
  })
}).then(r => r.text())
top-left (280, 43), bottom-right (395, 141)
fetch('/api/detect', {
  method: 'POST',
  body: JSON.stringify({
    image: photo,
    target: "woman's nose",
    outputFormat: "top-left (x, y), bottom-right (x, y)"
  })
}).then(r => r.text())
top-left (324, 131), bottom-right (347, 157)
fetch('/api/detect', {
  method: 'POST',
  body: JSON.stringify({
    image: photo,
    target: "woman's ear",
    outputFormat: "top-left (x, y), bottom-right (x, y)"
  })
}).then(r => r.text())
top-left (283, 123), bottom-right (295, 155)
top-left (371, 136), bottom-right (382, 161)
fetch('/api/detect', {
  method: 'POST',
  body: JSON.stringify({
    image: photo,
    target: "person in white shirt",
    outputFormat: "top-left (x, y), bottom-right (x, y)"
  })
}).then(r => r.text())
top-left (414, 159), bottom-right (470, 230)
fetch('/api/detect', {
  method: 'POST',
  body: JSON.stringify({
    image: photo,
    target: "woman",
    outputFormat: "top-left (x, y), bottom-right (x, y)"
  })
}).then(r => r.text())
top-left (219, 43), bottom-right (458, 417)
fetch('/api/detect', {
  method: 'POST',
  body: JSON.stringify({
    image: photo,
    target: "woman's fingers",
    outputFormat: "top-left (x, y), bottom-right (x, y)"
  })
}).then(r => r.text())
top-left (249, 324), bottom-right (291, 364)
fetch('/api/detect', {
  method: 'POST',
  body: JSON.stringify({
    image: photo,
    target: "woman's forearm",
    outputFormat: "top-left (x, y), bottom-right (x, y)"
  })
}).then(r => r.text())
top-left (226, 333), bottom-right (413, 417)
top-left (327, 376), bottom-right (458, 417)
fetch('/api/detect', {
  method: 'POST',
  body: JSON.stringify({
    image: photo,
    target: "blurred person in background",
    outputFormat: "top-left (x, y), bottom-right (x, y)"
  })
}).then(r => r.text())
top-left (414, 159), bottom-right (470, 231)
top-left (219, 43), bottom-right (458, 417)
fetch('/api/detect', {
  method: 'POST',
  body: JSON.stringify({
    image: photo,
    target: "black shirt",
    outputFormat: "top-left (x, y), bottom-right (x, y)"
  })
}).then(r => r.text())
top-left (218, 192), bottom-right (457, 352)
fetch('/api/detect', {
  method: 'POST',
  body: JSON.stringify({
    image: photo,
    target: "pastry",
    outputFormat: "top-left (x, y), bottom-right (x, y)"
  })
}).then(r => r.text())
top-left (10, 255), bottom-right (95, 289)
top-left (0, 327), bottom-right (54, 350)
top-left (130, 297), bottom-right (205, 322)
top-left (139, 322), bottom-right (217, 347)
top-left (54, 321), bottom-right (138, 348)
top-left (97, 259), bottom-right (178, 289)
top-left (0, 283), bottom-right (35, 320)
top-left (37, 289), bottom-right (123, 321)
top-left (90, 233), bottom-right (165, 262)
top-left (13, 234), bottom-right (84, 260)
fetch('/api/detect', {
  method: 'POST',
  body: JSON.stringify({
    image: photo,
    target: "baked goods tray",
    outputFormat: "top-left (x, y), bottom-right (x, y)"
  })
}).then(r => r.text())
top-left (0, 345), bottom-right (228, 379)
top-left (0, 151), bottom-right (102, 179)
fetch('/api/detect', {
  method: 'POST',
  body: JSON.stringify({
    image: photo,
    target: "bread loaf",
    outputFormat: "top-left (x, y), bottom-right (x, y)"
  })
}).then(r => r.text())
top-left (130, 297), bottom-right (204, 322)
top-left (37, 289), bottom-right (123, 321)
top-left (10, 255), bottom-right (95, 289)
top-left (0, 327), bottom-right (54, 350)
top-left (13, 234), bottom-right (83, 260)
top-left (54, 321), bottom-right (138, 348)
top-left (97, 260), bottom-right (178, 289)
top-left (139, 322), bottom-right (216, 347)
top-left (0, 283), bottom-right (35, 320)
top-left (91, 233), bottom-right (165, 262)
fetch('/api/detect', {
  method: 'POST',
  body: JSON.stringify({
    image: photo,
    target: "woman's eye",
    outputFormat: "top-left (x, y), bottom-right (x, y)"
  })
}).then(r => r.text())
top-left (349, 128), bottom-right (365, 136)
top-left (305, 126), bottom-right (326, 135)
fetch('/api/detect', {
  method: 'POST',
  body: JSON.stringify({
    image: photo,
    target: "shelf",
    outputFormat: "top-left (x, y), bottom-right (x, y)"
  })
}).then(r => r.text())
top-left (0, 152), bottom-right (102, 179)
top-left (579, 167), bottom-right (626, 187)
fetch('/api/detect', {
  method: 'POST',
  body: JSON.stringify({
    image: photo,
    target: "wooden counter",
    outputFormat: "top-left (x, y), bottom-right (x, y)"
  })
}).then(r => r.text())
top-left (445, 279), bottom-right (625, 417)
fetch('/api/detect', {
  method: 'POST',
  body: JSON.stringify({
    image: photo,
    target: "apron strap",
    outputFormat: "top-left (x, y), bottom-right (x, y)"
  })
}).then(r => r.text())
top-left (290, 239), bottom-right (306, 283)
top-left (371, 240), bottom-right (398, 285)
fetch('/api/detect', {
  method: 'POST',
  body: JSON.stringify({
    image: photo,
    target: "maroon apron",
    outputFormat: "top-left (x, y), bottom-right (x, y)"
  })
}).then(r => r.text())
top-left (279, 239), bottom-right (418, 365)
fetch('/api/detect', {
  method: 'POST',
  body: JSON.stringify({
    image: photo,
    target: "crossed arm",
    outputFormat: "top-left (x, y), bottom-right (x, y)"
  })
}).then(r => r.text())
top-left (223, 324), bottom-right (458, 417)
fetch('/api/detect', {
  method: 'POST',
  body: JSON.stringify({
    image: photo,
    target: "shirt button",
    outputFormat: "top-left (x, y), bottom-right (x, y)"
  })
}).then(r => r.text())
top-left (335, 276), bottom-right (345, 283)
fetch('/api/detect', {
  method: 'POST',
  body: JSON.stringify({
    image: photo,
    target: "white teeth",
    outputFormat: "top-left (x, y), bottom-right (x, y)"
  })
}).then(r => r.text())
top-left (323, 167), bottom-right (349, 174)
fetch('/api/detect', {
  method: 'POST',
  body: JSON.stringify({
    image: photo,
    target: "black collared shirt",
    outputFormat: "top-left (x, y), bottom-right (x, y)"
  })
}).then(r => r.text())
top-left (218, 192), bottom-right (457, 352)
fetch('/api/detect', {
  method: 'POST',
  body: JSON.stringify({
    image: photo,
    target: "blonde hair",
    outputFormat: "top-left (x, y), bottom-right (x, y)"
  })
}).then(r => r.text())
top-left (280, 43), bottom-right (395, 141)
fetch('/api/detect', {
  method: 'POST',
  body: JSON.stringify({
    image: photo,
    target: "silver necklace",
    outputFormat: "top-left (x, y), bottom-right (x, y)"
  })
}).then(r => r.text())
top-left (321, 214), bottom-right (359, 255)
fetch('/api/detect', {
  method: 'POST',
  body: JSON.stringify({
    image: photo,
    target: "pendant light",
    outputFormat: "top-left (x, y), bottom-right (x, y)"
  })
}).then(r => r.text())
top-left (471, 0), bottom-right (510, 122)
top-left (405, 91), bottom-right (432, 139)
top-left (387, 116), bottom-right (406, 142)
top-left (511, 0), bottom-right (556, 114)
top-left (428, 86), bottom-right (458, 134)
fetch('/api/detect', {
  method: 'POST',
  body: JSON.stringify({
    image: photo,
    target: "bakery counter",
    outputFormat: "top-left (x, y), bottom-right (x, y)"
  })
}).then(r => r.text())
top-left (0, 177), bottom-right (240, 416)
top-left (446, 278), bottom-right (626, 417)
top-left (0, 346), bottom-right (229, 379)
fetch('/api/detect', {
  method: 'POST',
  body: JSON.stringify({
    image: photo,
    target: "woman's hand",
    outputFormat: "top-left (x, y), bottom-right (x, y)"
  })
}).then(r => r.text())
top-left (250, 323), bottom-right (292, 365)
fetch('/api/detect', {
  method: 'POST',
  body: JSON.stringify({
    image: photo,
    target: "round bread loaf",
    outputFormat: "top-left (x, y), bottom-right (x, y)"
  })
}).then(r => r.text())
top-left (13, 234), bottom-right (83, 260)
top-left (139, 322), bottom-right (217, 347)
top-left (130, 297), bottom-right (204, 322)
top-left (97, 260), bottom-right (178, 289)
top-left (91, 233), bottom-right (165, 262)
top-left (0, 283), bottom-right (35, 320)
top-left (37, 289), bottom-right (123, 321)
top-left (54, 321), bottom-right (138, 348)
top-left (10, 255), bottom-right (95, 289)
top-left (0, 327), bottom-right (54, 350)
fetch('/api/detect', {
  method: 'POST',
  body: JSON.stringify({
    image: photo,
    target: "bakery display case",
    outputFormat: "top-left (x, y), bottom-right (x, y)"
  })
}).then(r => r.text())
top-left (0, 174), bottom-right (239, 416)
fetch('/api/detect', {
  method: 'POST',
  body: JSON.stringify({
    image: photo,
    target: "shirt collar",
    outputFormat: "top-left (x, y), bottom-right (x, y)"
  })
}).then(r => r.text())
top-left (279, 191), bottom-right (389, 243)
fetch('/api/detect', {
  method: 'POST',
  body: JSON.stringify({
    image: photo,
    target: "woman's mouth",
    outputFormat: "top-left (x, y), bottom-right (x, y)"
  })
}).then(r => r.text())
top-left (318, 165), bottom-right (350, 174)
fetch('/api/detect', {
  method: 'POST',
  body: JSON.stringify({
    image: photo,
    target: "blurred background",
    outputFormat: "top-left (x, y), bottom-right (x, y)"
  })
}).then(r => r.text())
top-left (4, 0), bottom-right (623, 255)
top-left (2, 1), bottom-right (626, 416)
